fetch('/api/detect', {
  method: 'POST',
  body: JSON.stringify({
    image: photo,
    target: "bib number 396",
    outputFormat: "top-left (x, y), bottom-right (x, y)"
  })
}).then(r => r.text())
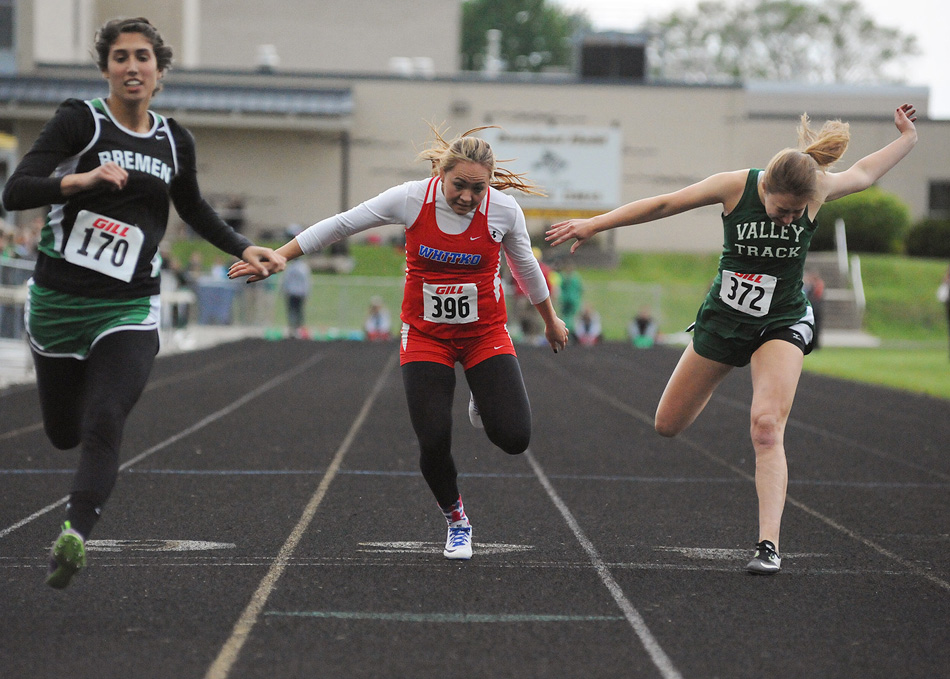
top-left (720, 270), bottom-right (776, 317)
top-left (64, 211), bottom-right (144, 283)
top-left (423, 282), bottom-right (478, 324)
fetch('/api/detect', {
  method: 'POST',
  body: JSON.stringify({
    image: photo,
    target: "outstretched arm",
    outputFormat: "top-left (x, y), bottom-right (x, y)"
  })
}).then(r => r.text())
top-left (230, 238), bottom-right (302, 282)
top-left (822, 104), bottom-right (918, 202)
top-left (545, 171), bottom-right (742, 253)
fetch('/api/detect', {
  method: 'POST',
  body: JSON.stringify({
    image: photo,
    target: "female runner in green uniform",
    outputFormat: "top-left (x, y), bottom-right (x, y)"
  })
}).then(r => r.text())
top-left (546, 104), bottom-right (917, 574)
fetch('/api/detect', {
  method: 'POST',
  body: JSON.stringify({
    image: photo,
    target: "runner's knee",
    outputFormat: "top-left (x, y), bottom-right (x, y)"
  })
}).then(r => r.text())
top-left (750, 412), bottom-right (782, 449)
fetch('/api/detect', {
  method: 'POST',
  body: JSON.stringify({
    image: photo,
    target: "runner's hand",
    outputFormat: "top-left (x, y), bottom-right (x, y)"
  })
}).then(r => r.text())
top-left (231, 247), bottom-right (286, 282)
top-left (546, 218), bottom-right (596, 254)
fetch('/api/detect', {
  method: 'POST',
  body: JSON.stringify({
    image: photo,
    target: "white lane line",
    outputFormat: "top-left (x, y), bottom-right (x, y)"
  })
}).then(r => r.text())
top-left (0, 351), bottom-right (327, 540)
top-left (265, 611), bottom-right (625, 623)
top-left (713, 391), bottom-right (950, 482)
top-left (0, 557), bottom-right (908, 577)
top-left (204, 350), bottom-right (398, 679)
top-left (0, 350), bottom-right (263, 443)
top-left (356, 541), bottom-right (535, 555)
top-left (525, 450), bottom-right (684, 679)
top-left (564, 368), bottom-right (950, 593)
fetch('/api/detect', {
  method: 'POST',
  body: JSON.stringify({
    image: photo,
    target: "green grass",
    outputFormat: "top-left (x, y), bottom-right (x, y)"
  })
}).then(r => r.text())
top-left (859, 255), bottom-right (948, 340)
top-left (173, 238), bottom-right (950, 399)
top-left (802, 346), bottom-right (950, 400)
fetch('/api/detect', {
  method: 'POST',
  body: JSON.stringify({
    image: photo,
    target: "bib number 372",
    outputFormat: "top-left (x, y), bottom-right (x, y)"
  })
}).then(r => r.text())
top-left (64, 211), bottom-right (144, 283)
top-left (719, 270), bottom-right (777, 317)
top-left (422, 282), bottom-right (478, 324)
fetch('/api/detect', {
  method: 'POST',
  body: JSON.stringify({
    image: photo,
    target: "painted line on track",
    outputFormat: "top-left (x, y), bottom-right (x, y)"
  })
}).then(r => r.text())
top-left (0, 351), bottom-right (328, 540)
top-left (265, 610), bottom-right (626, 624)
top-left (0, 348), bottom-right (266, 444)
top-left (7, 467), bottom-right (945, 491)
top-left (711, 391), bottom-right (950, 482)
top-left (0, 556), bottom-right (910, 577)
top-left (559, 363), bottom-right (950, 593)
top-left (203, 349), bottom-right (398, 679)
top-left (525, 449), bottom-right (684, 679)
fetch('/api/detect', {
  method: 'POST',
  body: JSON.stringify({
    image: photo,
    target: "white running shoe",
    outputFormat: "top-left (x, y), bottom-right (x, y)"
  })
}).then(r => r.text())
top-left (443, 521), bottom-right (473, 560)
top-left (468, 393), bottom-right (483, 429)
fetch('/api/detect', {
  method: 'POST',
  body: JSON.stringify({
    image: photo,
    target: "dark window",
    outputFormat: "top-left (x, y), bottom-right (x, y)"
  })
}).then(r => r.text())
top-left (580, 42), bottom-right (646, 80)
top-left (0, 2), bottom-right (12, 50)
top-left (930, 180), bottom-right (950, 218)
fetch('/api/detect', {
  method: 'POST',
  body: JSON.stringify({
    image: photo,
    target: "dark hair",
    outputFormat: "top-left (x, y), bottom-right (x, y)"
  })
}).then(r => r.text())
top-left (93, 17), bottom-right (173, 73)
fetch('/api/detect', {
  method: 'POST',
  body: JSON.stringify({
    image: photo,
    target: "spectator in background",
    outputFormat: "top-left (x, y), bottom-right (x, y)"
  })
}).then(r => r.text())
top-left (11, 216), bottom-right (43, 259)
top-left (364, 295), bottom-right (392, 340)
top-left (628, 305), bottom-right (659, 348)
top-left (803, 269), bottom-right (825, 350)
top-left (514, 247), bottom-right (557, 345)
top-left (575, 304), bottom-right (602, 347)
top-left (558, 258), bottom-right (583, 335)
top-left (209, 256), bottom-right (228, 280)
top-left (160, 253), bottom-right (191, 328)
top-left (281, 257), bottom-right (312, 338)
top-left (0, 222), bottom-right (13, 259)
top-left (939, 263), bottom-right (950, 360)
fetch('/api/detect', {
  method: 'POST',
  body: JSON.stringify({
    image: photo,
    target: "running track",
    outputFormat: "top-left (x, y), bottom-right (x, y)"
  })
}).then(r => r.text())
top-left (1, 339), bottom-right (947, 678)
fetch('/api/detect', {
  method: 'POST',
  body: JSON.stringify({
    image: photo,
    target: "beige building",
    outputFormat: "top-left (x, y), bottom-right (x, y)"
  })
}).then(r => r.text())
top-left (2, 0), bottom-right (948, 253)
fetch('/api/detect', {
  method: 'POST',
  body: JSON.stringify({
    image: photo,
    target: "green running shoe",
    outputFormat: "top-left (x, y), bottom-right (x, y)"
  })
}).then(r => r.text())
top-left (46, 522), bottom-right (86, 589)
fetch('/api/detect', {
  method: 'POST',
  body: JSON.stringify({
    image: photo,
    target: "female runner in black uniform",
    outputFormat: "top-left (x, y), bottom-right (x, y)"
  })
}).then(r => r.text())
top-left (2, 17), bottom-right (285, 588)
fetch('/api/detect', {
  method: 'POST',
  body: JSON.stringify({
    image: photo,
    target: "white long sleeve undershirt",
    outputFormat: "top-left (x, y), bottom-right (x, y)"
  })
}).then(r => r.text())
top-left (294, 178), bottom-right (550, 305)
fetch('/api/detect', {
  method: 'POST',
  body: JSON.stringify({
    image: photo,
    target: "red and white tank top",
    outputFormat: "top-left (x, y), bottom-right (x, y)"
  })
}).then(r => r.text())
top-left (401, 177), bottom-right (507, 338)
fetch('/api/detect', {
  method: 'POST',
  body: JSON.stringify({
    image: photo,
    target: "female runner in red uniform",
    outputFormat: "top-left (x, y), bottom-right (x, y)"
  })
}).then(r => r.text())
top-left (230, 126), bottom-right (568, 559)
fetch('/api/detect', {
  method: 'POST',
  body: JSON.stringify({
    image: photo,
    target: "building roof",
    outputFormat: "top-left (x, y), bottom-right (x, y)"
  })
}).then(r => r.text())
top-left (0, 75), bottom-right (353, 130)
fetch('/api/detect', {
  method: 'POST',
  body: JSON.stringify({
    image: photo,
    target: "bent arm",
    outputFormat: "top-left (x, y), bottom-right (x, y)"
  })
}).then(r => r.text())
top-left (169, 124), bottom-right (253, 259)
top-left (822, 104), bottom-right (918, 202)
top-left (2, 100), bottom-right (97, 210)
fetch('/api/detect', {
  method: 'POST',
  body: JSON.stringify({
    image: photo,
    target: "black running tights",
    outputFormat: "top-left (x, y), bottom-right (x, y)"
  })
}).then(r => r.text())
top-left (401, 354), bottom-right (531, 509)
top-left (32, 330), bottom-right (159, 538)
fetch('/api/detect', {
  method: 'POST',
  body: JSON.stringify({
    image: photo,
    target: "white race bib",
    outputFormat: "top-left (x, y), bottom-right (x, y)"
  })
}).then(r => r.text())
top-left (719, 270), bottom-right (777, 317)
top-left (422, 282), bottom-right (478, 324)
top-left (64, 211), bottom-right (144, 282)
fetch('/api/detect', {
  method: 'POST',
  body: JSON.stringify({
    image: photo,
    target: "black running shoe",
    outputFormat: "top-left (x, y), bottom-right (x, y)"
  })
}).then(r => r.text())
top-left (746, 539), bottom-right (781, 575)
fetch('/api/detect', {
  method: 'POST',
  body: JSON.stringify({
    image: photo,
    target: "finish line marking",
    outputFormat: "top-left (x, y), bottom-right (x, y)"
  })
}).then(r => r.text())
top-left (265, 611), bottom-right (624, 624)
top-left (86, 539), bottom-right (236, 552)
top-left (357, 541), bottom-right (534, 556)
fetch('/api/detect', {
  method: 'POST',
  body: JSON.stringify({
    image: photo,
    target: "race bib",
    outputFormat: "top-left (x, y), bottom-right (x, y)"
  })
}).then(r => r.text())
top-left (64, 211), bottom-right (144, 282)
top-left (422, 282), bottom-right (478, 324)
top-left (719, 270), bottom-right (777, 317)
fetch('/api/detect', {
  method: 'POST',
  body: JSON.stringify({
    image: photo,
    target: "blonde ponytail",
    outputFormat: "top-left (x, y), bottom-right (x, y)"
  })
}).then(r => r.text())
top-left (763, 113), bottom-right (851, 199)
top-left (416, 123), bottom-right (546, 197)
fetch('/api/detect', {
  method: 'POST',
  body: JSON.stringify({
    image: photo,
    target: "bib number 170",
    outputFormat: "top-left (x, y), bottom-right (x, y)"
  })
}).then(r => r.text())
top-left (64, 210), bottom-right (144, 282)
